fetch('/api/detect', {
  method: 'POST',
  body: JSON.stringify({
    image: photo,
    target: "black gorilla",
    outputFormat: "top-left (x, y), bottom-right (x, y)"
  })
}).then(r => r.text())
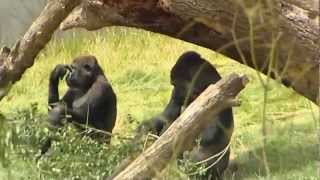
top-left (48, 55), bottom-right (117, 142)
top-left (149, 51), bottom-right (234, 179)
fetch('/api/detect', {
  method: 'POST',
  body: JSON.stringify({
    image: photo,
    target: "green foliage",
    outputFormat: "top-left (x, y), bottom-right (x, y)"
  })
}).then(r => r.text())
top-left (3, 103), bottom-right (135, 179)
top-left (0, 28), bottom-right (318, 179)
top-left (0, 113), bottom-right (10, 168)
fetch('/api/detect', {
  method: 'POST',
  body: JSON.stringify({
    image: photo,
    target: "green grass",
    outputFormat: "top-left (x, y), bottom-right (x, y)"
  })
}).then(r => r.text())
top-left (0, 27), bottom-right (318, 179)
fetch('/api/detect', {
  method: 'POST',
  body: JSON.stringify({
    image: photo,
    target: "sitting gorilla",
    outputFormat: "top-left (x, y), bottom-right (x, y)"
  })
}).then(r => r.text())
top-left (149, 51), bottom-right (234, 179)
top-left (48, 55), bottom-right (117, 142)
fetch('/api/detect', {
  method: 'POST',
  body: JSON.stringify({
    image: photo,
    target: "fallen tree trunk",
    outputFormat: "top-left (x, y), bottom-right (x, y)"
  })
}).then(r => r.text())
top-left (61, 0), bottom-right (319, 104)
top-left (0, 0), bottom-right (81, 100)
top-left (112, 73), bottom-right (248, 179)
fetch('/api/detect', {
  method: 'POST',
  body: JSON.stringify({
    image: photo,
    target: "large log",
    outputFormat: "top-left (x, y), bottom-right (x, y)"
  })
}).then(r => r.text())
top-left (112, 73), bottom-right (248, 179)
top-left (0, 0), bottom-right (81, 100)
top-left (61, 0), bottom-right (319, 105)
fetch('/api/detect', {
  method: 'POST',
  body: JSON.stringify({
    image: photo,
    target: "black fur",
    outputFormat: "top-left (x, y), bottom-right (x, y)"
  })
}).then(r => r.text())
top-left (149, 51), bottom-right (234, 179)
top-left (48, 55), bottom-right (117, 142)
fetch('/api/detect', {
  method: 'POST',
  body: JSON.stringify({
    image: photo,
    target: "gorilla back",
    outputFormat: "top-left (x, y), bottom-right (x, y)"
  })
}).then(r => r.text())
top-left (150, 51), bottom-right (234, 179)
top-left (48, 55), bottom-right (117, 142)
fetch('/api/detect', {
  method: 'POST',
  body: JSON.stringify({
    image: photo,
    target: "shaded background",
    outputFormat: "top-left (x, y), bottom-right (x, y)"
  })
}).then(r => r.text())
top-left (0, 0), bottom-right (45, 45)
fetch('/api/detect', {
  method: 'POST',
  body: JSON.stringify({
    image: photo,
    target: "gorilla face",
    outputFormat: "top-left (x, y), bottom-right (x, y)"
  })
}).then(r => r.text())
top-left (66, 55), bottom-right (102, 90)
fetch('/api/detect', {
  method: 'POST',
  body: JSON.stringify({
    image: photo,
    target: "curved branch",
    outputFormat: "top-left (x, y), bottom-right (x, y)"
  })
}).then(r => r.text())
top-left (61, 0), bottom-right (319, 104)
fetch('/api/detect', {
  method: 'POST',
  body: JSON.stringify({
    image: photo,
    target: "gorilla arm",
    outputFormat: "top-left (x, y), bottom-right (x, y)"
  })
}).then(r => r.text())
top-left (48, 64), bottom-right (68, 104)
top-left (161, 94), bottom-right (181, 123)
top-left (48, 64), bottom-right (69, 127)
top-left (151, 88), bottom-right (183, 135)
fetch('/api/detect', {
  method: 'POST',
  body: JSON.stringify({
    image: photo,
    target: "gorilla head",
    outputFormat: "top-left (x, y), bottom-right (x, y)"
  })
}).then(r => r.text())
top-left (66, 55), bottom-right (104, 90)
top-left (170, 51), bottom-right (221, 110)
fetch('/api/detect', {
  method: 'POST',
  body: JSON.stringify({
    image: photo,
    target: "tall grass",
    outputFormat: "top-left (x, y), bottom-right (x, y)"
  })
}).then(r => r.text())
top-left (0, 27), bottom-right (318, 179)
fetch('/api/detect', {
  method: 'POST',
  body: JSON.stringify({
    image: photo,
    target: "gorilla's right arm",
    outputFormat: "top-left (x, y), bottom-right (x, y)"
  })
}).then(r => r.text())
top-left (48, 64), bottom-right (73, 127)
top-left (48, 64), bottom-right (68, 104)
top-left (150, 88), bottom-right (183, 135)
top-left (161, 89), bottom-right (182, 122)
top-left (48, 64), bottom-right (80, 127)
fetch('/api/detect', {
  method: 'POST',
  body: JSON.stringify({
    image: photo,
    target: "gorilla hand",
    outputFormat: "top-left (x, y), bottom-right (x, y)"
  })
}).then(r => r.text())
top-left (50, 64), bottom-right (69, 81)
top-left (49, 64), bottom-right (70, 105)
top-left (48, 103), bottom-right (68, 128)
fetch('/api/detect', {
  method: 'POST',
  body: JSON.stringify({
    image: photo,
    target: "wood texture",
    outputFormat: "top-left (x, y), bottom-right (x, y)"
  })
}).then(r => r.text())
top-left (61, 0), bottom-right (319, 104)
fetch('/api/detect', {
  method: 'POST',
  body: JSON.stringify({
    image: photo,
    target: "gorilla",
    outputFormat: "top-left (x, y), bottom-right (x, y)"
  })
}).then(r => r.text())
top-left (48, 55), bottom-right (117, 142)
top-left (149, 51), bottom-right (234, 179)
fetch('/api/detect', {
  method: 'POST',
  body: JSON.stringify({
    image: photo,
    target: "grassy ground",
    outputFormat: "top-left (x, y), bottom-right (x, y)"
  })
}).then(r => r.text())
top-left (0, 27), bottom-right (318, 179)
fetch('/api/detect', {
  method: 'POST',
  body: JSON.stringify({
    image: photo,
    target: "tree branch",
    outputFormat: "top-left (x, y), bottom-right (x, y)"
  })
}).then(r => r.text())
top-left (61, 0), bottom-right (319, 104)
top-left (0, 0), bottom-right (81, 100)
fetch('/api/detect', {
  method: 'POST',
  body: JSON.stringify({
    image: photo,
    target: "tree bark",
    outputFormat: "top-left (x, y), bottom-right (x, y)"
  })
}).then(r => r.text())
top-left (112, 73), bottom-right (248, 180)
top-left (0, 0), bottom-right (81, 100)
top-left (61, 0), bottom-right (319, 105)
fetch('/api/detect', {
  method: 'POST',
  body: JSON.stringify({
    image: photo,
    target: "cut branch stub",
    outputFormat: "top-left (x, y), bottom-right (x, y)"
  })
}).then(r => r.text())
top-left (113, 73), bottom-right (248, 180)
top-left (0, 0), bottom-right (81, 101)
